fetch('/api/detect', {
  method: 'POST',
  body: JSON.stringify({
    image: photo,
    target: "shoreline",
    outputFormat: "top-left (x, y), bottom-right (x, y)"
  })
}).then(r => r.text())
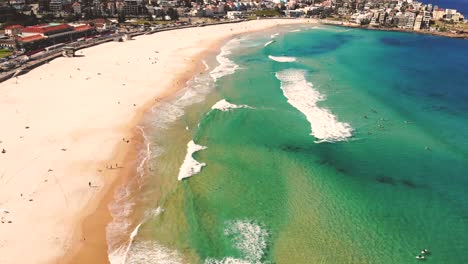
top-left (320, 20), bottom-right (468, 39)
top-left (0, 19), bottom-right (314, 264)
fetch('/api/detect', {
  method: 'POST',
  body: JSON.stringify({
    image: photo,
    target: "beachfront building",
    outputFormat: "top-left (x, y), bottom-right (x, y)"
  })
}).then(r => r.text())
top-left (413, 14), bottom-right (422, 30)
top-left (432, 8), bottom-right (445, 20)
top-left (122, 0), bottom-right (148, 16)
top-left (72, 2), bottom-right (81, 15)
top-left (49, 0), bottom-right (65, 13)
top-left (370, 12), bottom-right (380, 26)
top-left (227, 11), bottom-right (244, 20)
top-left (378, 11), bottom-right (386, 25)
top-left (405, 12), bottom-right (415, 29)
top-left (284, 9), bottom-right (305, 18)
top-left (13, 23), bottom-right (95, 51)
top-left (421, 11), bottom-right (431, 29)
top-left (22, 23), bottom-right (74, 37)
top-left (4, 25), bottom-right (24, 37)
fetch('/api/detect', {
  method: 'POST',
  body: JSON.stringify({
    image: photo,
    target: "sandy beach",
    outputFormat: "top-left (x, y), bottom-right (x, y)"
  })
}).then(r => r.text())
top-left (0, 18), bottom-right (314, 264)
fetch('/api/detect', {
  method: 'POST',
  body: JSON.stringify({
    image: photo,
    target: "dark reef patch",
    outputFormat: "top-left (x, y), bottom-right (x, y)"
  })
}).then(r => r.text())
top-left (400, 179), bottom-right (418, 188)
top-left (376, 176), bottom-right (396, 185)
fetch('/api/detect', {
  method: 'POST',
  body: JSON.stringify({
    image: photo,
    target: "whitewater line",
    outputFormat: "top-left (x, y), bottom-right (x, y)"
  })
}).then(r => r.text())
top-left (268, 55), bottom-right (297, 63)
top-left (275, 69), bottom-right (353, 143)
top-left (177, 140), bottom-right (207, 180)
top-left (211, 99), bottom-right (253, 112)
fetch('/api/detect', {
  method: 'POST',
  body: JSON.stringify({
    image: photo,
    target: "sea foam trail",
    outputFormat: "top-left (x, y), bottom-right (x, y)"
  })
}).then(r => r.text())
top-left (108, 207), bottom-right (165, 264)
top-left (263, 40), bottom-right (274, 47)
top-left (211, 99), bottom-right (253, 112)
top-left (125, 241), bottom-right (183, 264)
top-left (268, 55), bottom-right (297, 63)
top-left (275, 69), bottom-right (353, 143)
top-left (210, 39), bottom-right (239, 81)
top-left (205, 220), bottom-right (268, 264)
top-left (290, 29), bottom-right (301, 32)
top-left (270, 33), bottom-right (279, 38)
top-left (178, 140), bottom-right (207, 180)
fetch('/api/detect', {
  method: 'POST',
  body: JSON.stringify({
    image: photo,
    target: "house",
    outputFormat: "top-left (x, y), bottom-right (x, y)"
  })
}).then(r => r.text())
top-left (284, 9), bottom-right (304, 17)
top-left (49, 0), bottom-right (63, 13)
top-left (413, 14), bottom-right (422, 30)
top-left (4, 25), bottom-right (24, 37)
top-left (72, 2), bottom-right (81, 14)
top-left (432, 8), bottom-right (445, 20)
top-left (226, 11), bottom-right (244, 19)
top-left (92, 18), bottom-right (110, 32)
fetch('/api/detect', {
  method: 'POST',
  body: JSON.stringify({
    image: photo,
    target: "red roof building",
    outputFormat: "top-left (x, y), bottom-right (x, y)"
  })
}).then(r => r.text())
top-left (18, 34), bottom-right (45, 43)
top-left (73, 25), bottom-right (93, 32)
top-left (5, 25), bottom-right (24, 30)
top-left (22, 24), bottom-right (73, 36)
top-left (4, 24), bottom-right (24, 36)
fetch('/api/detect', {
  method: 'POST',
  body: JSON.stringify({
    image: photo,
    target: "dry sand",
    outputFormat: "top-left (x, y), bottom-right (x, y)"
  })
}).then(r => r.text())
top-left (0, 18), bottom-right (314, 264)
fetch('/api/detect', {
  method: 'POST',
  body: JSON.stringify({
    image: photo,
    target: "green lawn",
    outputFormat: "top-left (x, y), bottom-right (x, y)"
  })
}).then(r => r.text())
top-left (0, 49), bottom-right (12, 59)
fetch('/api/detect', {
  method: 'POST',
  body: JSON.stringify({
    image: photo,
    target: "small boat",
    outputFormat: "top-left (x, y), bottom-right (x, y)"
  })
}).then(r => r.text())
top-left (416, 255), bottom-right (426, 260)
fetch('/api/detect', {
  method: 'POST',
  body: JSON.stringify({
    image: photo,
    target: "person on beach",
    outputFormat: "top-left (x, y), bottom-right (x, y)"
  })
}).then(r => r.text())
top-left (88, 182), bottom-right (91, 187)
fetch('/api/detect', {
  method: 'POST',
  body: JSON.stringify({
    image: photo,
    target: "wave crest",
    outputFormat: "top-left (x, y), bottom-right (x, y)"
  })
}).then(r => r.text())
top-left (210, 39), bottom-right (240, 81)
top-left (263, 40), bottom-right (274, 47)
top-left (178, 140), bottom-right (207, 181)
top-left (268, 55), bottom-right (297, 63)
top-left (275, 69), bottom-right (353, 143)
top-left (205, 220), bottom-right (268, 264)
top-left (211, 99), bottom-right (253, 112)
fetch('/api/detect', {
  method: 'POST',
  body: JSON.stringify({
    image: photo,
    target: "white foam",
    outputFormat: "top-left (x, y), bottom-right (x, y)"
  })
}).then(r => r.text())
top-left (202, 60), bottom-right (209, 71)
top-left (136, 126), bottom-right (151, 178)
top-left (211, 99), bottom-right (253, 112)
top-left (108, 207), bottom-right (165, 264)
top-left (150, 73), bottom-right (214, 129)
top-left (290, 29), bottom-right (301, 32)
top-left (268, 55), bottom-right (297, 63)
top-left (205, 220), bottom-right (268, 264)
top-left (210, 39), bottom-right (239, 81)
top-left (263, 40), bottom-right (274, 47)
top-left (107, 185), bottom-right (136, 264)
top-left (270, 33), bottom-right (279, 38)
top-left (275, 69), bottom-right (353, 143)
top-left (125, 241), bottom-right (183, 264)
top-left (177, 140), bottom-right (207, 181)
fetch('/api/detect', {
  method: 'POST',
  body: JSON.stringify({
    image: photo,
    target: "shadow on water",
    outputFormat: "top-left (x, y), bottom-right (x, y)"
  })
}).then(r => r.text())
top-left (375, 175), bottom-right (422, 189)
top-left (380, 37), bottom-right (406, 46)
top-left (285, 33), bottom-right (357, 56)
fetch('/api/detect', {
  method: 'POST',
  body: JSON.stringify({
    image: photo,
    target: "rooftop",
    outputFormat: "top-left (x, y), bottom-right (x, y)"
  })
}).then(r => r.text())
top-left (18, 34), bottom-right (44, 43)
top-left (5, 25), bottom-right (24, 30)
top-left (23, 24), bottom-right (73, 34)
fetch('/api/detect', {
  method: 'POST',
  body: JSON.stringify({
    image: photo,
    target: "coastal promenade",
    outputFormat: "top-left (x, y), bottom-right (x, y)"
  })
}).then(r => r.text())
top-left (0, 20), bottom-right (250, 84)
top-left (0, 18), bottom-right (314, 264)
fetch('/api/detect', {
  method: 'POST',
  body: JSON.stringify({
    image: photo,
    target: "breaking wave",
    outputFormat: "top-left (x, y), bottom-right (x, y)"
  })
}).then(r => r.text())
top-left (268, 55), bottom-right (297, 63)
top-left (125, 240), bottom-right (183, 264)
top-left (149, 73), bottom-right (214, 129)
top-left (108, 207), bottom-right (166, 264)
top-left (275, 69), bottom-right (353, 143)
top-left (211, 99), bottom-right (253, 112)
top-left (270, 33), bottom-right (279, 38)
top-left (205, 220), bottom-right (268, 264)
top-left (178, 140), bottom-right (207, 180)
top-left (263, 40), bottom-right (274, 47)
top-left (210, 39), bottom-right (240, 81)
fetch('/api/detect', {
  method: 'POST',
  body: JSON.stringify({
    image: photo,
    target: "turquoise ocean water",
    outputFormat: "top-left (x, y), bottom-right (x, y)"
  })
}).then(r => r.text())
top-left (110, 25), bottom-right (468, 264)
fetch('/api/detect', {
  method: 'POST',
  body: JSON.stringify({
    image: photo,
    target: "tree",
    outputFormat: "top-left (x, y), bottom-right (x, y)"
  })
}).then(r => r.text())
top-left (118, 12), bottom-right (126, 23)
top-left (166, 7), bottom-right (179, 20)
